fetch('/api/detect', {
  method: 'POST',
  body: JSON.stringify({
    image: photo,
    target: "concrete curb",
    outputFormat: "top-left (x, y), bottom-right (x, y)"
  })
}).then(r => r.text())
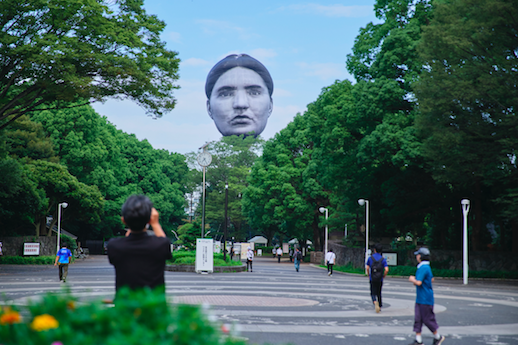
top-left (165, 264), bottom-right (246, 273)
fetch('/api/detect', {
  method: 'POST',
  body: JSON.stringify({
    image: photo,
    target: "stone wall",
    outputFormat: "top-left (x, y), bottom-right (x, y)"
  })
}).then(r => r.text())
top-left (0, 236), bottom-right (57, 256)
top-left (310, 241), bottom-right (518, 272)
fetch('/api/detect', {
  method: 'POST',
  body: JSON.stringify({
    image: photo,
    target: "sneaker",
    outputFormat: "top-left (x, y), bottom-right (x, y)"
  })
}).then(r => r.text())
top-left (374, 301), bottom-right (380, 313)
top-left (408, 341), bottom-right (423, 345)
top-left (432, 336), bottom-right (445, 345)
top-left (328, 272), bottom-right (331, 276)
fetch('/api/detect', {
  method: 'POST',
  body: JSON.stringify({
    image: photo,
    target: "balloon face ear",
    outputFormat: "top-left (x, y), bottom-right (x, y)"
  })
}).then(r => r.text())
top-left (207, 100), bottom-right (213, 119)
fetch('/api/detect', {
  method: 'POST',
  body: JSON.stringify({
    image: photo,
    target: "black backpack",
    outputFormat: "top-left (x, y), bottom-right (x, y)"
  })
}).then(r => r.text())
top-left (296, 251), bottom-right (302, 261)
top-left (370, 256), bottom-right (384, 282)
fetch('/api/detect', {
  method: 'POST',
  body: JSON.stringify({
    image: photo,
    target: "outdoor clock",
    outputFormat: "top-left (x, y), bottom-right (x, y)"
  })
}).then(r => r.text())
top-left (197, 151), bottom-right (212, 167)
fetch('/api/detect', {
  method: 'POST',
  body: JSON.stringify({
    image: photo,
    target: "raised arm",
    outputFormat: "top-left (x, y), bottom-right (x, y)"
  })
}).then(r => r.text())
top-left (149, 208), bottom-right (166, 238)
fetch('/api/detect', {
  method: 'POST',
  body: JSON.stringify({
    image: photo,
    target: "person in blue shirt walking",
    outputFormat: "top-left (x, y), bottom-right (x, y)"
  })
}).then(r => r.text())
top-left (408, 247), bottom-right (445, 345)
top-left (54, 243), bottom-right (72, 282)
top-left (366, 243), bottom-right (388, 313)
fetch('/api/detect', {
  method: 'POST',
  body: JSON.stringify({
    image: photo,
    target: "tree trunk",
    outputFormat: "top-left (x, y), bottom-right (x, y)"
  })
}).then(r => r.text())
top-left (512, 220), bottom-right (518, 252)
top-left (472, 178), bottom-right (483, 251)
top-left (312, 213), bottom-right (321, 251)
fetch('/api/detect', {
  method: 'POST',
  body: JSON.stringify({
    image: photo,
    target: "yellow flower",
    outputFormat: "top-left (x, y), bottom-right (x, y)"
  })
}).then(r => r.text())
top-left (30, 314), bottom-right (59, 332)
top-left (0, 309), bottom-right (22, 325)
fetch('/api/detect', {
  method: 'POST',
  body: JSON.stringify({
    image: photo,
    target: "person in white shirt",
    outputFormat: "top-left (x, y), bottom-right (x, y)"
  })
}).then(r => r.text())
top-left (325, 249), bottom-right (336, 276)
top-left (246, 246), bottom-right (254, 272)
top-left (276, 247), bottom-right (283, 263)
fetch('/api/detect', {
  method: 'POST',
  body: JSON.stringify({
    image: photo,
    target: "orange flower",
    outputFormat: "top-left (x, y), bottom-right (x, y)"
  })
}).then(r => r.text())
top-left (0, 309), bottom-right (22, 325)
top-left (30, 314), bottom-right (59, 332)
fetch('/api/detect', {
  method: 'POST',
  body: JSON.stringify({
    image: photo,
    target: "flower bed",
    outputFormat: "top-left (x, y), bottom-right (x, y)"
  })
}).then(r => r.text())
top-left (0, 288), bottom-right (247, 345)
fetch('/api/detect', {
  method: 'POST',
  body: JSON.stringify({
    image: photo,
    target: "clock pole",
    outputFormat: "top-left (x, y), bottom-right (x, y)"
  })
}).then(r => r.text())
top-left (197, 144), bottom-right (212, 239)
top-left (201, 165), bottom-right (206, 238)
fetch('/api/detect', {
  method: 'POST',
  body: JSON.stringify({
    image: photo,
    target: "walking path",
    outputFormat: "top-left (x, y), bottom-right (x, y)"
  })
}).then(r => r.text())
top-left (1, 255), bottom-right (517, 345)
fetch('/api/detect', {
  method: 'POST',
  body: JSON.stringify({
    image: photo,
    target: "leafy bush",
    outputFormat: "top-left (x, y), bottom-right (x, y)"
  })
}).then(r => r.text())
top-left (168, 252), bottom-right (241, 266)
top-left (0, 256), bottom-right (56, 265)
top-left (0, 288), bottom-right (247, 345)
top-left (327, 264), bottom-right (518, 279)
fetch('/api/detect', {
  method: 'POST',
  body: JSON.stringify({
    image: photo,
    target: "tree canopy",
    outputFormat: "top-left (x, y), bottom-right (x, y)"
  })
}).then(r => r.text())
top-left (0, 0), bottom-right (180, 129)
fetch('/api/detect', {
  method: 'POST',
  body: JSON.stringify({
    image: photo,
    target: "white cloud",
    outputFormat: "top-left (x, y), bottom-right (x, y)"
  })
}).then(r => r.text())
top-left (248, 48), bottom-right (277, 61)
top-left (168, 31), bottom-right (182, 43)
top-left (181, 58), bottom-right (211, 67)
top-left (279, 4), bottom-right (372, 17)
top-left (196, 19), bottom-right (258, 40)
top-left (296, 62), bottom-right (351, 81)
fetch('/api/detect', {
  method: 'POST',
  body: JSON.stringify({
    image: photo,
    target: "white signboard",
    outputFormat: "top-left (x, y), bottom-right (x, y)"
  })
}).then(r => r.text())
top-left (239, 242), bottom-right (254, 260)
top-left (24, 243), bottom-right (40, 256)
top-left (213, 241), bottom-right (221, 254)
top-left (384, 253), bottom-right (397, 266)
top-left (195, 238), bottom-right (213, 273)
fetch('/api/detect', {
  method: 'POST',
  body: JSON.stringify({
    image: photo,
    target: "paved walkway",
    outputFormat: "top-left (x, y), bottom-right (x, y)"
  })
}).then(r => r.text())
top-left (1, 255), bottom-right (518, 345)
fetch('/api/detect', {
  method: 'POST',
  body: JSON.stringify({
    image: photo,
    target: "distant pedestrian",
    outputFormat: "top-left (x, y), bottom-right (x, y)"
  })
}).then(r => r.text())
top-left (247, 246), bottom-right (254, 272)
top-left (54, 243), bottom-right (72, 282)
top-left (294, 248), bottom-right (302, 272)
top-left (325, 249), bottom-right (336, 276)
top-left (276, 247), bottom-right (283, 263)
top-left (366, 243), bottom-right (388, 313)
top-left (408, 247), bottom-right (445, 345)
top-left (272, 247), bottom-right (276, 258)
top-left (289, 247), bottom-right (294, 262)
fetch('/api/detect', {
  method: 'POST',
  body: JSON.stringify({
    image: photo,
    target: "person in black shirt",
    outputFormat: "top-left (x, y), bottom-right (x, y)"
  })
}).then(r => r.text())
top-left (108, 195), bottom-right (172, 294)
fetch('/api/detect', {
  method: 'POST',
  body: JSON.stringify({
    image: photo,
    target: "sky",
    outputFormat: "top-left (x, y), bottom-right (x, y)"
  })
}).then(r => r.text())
top-left (91, 1), bottom-right (380, 155)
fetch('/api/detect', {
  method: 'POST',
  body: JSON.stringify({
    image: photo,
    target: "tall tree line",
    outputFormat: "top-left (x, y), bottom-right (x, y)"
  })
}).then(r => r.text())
top-left (0, 105), bottom-right (187, 242)
top-left (243, 0), bottom-right (518, 252)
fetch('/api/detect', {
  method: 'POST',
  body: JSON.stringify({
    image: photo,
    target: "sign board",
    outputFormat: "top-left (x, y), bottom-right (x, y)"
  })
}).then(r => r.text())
top-left (24, 243), bottom-right (40, 256)
top-left (213, 241), bottom-right (221, 254)
top-left (384, 253), bottom-right (397, 266)
top-left (239, 242), bottom-right (254, 260)
top-left (282, 243), bottom-right (289, 254)
top-left (195, 238), bottom-right (213, 273)
top-left (257, 249), bottom-right (262, 256)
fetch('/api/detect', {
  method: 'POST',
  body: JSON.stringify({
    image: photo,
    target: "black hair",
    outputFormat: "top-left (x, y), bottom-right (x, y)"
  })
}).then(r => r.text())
top-left (375, 243), bottom-right (383, 254)
top-left (205, 54), bottom-right (274, 99)
top-left (121, 194), bottom-right (153, 232)
top-left (420, 254), bottom-right (430, 261)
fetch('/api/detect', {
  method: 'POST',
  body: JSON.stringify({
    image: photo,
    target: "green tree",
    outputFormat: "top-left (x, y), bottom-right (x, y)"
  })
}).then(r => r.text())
top-left (0, 0), bottom-right (180, 129)
top-left (243, 114), bottom-right (327, 249)
top-left (187, 136), bottom-right (263, 242)
top-left (30, 104), bottom-right (187, 240)
top-left (414, 0), bottom-right (518, 250)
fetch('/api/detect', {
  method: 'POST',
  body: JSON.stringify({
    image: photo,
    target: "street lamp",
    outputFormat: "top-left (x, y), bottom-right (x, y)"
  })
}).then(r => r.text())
top-left (319, 207), bottom-right (329, 254)
top-left (224, 182), bottom-right (228, 261)
top-left (461, 199), bottom-right (470, 285)
top-left (358, 198), bottom-right (369, 274)
top-left (56, 202), bottom-right (68, 253)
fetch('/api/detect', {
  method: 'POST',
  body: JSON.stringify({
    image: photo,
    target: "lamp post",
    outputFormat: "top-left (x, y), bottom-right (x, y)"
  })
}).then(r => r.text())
top-left (461, 199), bottom-right (470, 285)
top-left (56, 202), bottom-right (68, 253)
top-left (358, 199), bottom-right (369, 274)
top-left (319, 207), bottom-right (329, 254)
top-left (223, 182), bottom-right (228, 261)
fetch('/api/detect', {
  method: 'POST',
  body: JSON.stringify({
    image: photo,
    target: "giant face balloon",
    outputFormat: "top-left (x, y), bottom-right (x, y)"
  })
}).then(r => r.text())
top-left (206, 54), bottom-right (273, 137)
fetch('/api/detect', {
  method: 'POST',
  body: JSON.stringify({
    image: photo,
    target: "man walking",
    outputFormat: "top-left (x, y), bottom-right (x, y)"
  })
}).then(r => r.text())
top-left (108, 195), bottom-right (172, 295)
top-left (246, 246), bottom-right (254, 272)
top-left (408, 247), bottom-right (445, 345)
top-left (294, 248), bottom-right (302, 272)
top-left (325, 249), bottom-right (336, 276)
top-left (276, 247), bottom-right (283, 263)
top-left (366, 243), bottom-right (388, 313)
top-left (54, 243), bottom-right (72, 282)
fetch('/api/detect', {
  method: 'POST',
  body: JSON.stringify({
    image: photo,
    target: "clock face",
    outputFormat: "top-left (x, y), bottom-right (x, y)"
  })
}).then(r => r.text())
top-left (197, 152), bottom-right (212, 166)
